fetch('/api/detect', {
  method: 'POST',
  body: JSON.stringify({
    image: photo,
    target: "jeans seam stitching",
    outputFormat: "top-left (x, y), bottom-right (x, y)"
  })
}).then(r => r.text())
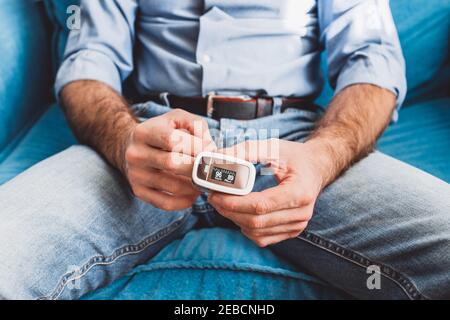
top-left (298, 231), bottom-right (429, 300)
top-left (39, 212), bottom-right (191, 300)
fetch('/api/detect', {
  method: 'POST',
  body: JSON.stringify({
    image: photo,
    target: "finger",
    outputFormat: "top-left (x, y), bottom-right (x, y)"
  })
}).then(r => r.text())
top-left (132, 147), bottom-right (194, 177)
top-left (241, 221), bottom-right (308, 237)
top-left (209, 183), bottom-right (309, 215)
top-left (139, 123), bottom-right (213, 156)
top-left (129, 168), bottom-right (199, 196)
top-left (214, 204), bottom-right (311, 229)
top-left (170, 129), bottom-right (217, 157)
top-left (241, 230), bottom-right (302, 248)
top-left (132, 186), bottom-right (198, 211)
top-left (165, 109), bottom-right (216, 147)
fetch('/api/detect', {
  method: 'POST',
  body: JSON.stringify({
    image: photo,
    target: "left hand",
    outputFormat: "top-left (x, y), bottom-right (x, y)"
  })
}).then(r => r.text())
top-left (208, 139), bottom-right (328, 247)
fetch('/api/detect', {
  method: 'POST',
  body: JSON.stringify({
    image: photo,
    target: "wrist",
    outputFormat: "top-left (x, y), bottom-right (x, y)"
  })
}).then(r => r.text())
top-left (303, 138), bottom-right (341, 190)
top-left (117, 122), bottom-right (137, 176)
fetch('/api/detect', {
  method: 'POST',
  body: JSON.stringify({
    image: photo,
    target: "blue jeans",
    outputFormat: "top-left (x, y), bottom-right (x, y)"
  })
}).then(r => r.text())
top-left (0, 102), bottom-right (449, 299)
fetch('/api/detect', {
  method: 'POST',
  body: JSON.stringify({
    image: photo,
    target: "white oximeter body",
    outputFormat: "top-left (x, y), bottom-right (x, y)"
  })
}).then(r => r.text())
top-left (192, 152), bottom-right (256, 195)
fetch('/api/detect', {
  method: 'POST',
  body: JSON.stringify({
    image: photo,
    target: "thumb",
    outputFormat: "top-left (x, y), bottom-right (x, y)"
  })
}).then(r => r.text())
top-left (166, 109), bottom-right (217, 152)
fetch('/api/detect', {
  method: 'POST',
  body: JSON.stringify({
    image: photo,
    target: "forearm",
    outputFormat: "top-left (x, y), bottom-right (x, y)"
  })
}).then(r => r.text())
top-left (306, 84), bottom-right (396, 189)
top-left (60, 80), bottom-right (138, 174)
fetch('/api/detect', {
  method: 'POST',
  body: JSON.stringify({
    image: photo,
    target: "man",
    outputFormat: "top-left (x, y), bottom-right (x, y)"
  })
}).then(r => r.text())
top-left (0, 0), bottom-right (449, 300)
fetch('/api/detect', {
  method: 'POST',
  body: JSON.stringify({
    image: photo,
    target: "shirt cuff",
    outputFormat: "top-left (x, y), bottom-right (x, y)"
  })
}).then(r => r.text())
top-left (334, 48), bottom-right (407, 121)
top-left (54, 50), bottom-right (123, 99)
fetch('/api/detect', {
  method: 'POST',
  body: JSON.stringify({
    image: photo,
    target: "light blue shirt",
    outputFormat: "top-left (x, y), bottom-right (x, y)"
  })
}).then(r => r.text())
top-left (55, 0), bottom-right (406, 108)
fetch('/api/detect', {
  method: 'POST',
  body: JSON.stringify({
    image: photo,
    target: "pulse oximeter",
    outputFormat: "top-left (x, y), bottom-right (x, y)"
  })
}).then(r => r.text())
top-left (192, 152), bottom-right (256, 195)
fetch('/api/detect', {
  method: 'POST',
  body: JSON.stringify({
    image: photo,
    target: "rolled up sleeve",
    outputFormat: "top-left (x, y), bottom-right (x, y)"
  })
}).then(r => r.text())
top-left (55, 0), bottom-right (137, 97)
top-left (318, 0), bottom-right (407, 111)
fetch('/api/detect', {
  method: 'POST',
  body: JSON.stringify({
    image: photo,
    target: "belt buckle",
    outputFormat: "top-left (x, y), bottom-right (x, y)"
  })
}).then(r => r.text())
top-left (206, 92), bottom-right (252, 118)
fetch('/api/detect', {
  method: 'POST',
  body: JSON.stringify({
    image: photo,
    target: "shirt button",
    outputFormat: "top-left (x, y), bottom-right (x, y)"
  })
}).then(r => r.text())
top-left (202, 54), bottom-right (212, 63)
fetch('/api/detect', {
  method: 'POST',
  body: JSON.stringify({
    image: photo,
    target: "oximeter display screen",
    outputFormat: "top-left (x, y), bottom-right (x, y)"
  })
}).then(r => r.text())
top-left (194, 153), bottom-right (254, 194)
top-left (211, 167), bottom-right (236, 185)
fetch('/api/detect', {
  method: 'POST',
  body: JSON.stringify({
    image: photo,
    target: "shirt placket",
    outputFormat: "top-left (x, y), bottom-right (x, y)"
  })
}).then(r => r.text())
top-left (196, 6), bottom-right (232, 96)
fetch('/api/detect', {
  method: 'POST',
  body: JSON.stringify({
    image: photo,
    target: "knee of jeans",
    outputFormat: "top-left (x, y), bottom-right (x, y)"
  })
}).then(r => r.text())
top-left (0, 145), bottom-right (196, 299)
top-left (0, 201), bottom-right (194, 299)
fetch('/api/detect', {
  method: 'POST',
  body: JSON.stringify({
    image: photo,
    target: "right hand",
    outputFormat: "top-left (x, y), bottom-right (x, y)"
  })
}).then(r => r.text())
top-left (123, 109), bottom-right (216, 211)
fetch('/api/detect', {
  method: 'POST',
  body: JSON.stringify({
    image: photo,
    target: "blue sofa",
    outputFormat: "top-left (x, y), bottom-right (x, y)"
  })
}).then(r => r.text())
top-left (0, 0), bottom-right (448, 300)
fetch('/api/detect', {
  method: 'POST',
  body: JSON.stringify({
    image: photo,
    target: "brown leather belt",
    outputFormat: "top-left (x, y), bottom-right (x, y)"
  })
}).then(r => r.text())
top-left (142, 93), bottom-right (318, 121)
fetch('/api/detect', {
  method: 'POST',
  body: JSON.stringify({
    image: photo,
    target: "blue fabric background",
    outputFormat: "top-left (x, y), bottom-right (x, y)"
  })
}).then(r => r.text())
top-left (0, 0), bottom-right (53, 161)
top-left (316, 0), bottom-right (450, 107)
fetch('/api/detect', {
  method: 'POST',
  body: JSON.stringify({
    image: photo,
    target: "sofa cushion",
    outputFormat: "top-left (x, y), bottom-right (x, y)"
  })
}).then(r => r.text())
top-left (44, 0), bottom-right (80, 76)
top-left (315, 0), bottom-right (450, 107)
top-left (378, 98), bottom-right (450, 181)
top-left (0, 105), bottom-right (76, 185)
top-left (390, 1), bottom-right (449, 104)
top-left (0, 0), bottom-right (53, 159)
